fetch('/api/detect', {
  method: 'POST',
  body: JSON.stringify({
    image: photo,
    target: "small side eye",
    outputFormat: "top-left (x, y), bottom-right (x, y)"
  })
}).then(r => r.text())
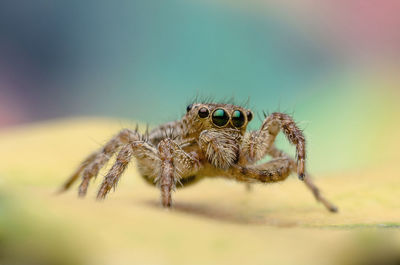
top-left (232, 110), bottom-right (245, 128)
top-left (246, 111), bottom-right (253, 122)
top-left (186, 104), bottom-right (193, 112)
top-left (198, 107), bottom-right (209, 118)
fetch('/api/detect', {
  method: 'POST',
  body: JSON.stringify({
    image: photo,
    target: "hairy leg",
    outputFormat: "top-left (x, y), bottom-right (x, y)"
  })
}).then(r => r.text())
top-left (241, 112), bottom-right (306, 180)
top-left (59, 128), bottom-right (140, 194)
top-left (97, 143), bottom-right (134, 199)
top-left (267, 146), bottom-right (338, 212)
top-left (96, 140), bottom-right (160, 199)
top-left (229, 158), bottom-right (336, 212)
top-left (60, 152), bottom-right (97, 192)
top-left (230, 157), bottom-right (293, 183)
top-left (157, 138), bottom-right (200, 207)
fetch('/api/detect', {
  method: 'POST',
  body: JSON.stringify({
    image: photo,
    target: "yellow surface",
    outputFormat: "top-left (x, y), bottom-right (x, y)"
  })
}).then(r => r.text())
top-left (0, 118), bottom-right (399, 265)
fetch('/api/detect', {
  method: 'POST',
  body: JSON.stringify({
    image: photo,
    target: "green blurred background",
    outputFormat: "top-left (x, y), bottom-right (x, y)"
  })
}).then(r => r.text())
top-left (1, 0), bottom-right (399, 173)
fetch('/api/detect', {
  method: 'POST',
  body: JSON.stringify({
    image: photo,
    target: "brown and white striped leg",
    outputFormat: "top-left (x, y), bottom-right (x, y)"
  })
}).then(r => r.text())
top-left (242, 112), bottom-right (306, 180)
top-left (231, 157), bottom-right (293, 184)
top-left (97, 140), bottom-right (160, 199)
top-left (59, 128), bottom-right (139, 195)
top-left (157, 138), bottom-right (200, 207)
top-left (268, 146), bottom-right (338, 212)
top-left (96, 144), bottom-right (133, 199)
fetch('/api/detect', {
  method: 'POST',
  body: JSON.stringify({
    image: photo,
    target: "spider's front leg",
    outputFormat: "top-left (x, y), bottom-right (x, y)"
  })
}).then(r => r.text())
top-left (231, 157), bottom-right (293, 183)
top-left (157, 138), bottom-right (200, 207)
top-left (242, 112), bottom-right (306, 180)
top-left (241, 113), bottom-right (338, 212)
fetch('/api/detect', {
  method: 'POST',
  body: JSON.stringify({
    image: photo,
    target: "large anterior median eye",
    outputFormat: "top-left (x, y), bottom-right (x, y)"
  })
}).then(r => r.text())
top-left (232, 110), bottom-right (245, 128)
top-left (212, 109), bottom-right (229, 127)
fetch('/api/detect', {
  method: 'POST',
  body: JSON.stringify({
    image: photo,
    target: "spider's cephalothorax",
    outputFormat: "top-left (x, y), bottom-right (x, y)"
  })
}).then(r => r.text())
top-left (60, 103), bottom-right (338, 212)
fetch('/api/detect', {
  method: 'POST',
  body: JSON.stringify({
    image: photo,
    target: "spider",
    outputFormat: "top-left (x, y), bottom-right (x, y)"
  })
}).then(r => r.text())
top-left (60, 102), bottom-right (338, 212)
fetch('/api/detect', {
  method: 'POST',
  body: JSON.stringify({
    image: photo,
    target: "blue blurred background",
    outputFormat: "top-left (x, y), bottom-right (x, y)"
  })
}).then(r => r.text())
top-left (1, 0), bottom-right (399, 172)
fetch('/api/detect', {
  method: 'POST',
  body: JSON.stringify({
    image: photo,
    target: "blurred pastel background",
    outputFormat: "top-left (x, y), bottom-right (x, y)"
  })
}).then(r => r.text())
top-left (1, 1), bottom-right (400, 265)
top-left (1, 0), bottom-right (400, 173)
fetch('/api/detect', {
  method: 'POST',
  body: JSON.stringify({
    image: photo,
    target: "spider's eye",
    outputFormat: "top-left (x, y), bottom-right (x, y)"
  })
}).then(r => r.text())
top-left (198, 107), bottom-right (209, 118)
top-left (186, 104), bottom-right (193, 112)
top-left (212, 109), bottom-right (229, 127)
top-left (246, 111), bottom-right (253, 122)
top-left (232, 110), bottom-right (245, 128)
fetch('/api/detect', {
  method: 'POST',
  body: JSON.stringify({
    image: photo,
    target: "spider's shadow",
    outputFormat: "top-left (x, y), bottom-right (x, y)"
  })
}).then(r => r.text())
top-left (142, 200), bottom-right (298, 227)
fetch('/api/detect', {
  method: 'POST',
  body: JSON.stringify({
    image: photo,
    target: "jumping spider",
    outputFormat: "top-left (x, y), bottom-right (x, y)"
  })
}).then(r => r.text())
top-left (60, 103), bottom-right (338, 212)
